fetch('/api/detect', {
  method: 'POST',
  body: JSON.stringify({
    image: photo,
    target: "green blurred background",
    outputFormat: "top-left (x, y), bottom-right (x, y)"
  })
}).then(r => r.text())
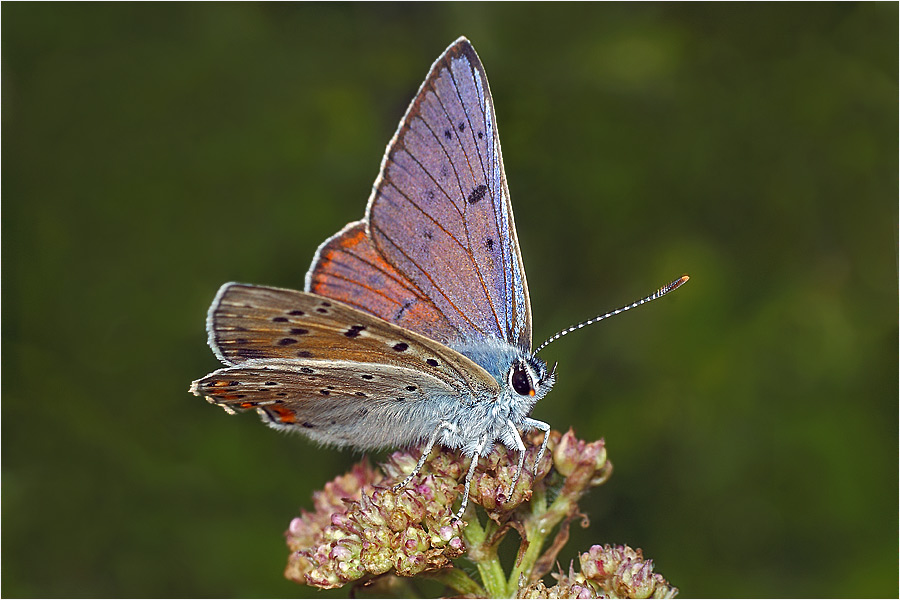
top-left (3, 3), bottom-right (896, 597)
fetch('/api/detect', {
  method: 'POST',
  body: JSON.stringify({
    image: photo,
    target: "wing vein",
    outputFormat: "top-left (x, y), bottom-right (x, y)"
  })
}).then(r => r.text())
top-left (467, 60), bottom-right (513, 338)
top-left (437, 58), bottom-right (506, 338)
top-left (328, 246), bottom-right (430, 301)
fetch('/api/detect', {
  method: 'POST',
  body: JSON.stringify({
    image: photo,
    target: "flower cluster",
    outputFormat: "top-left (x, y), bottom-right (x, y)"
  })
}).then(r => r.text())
top-left (518, 545), bottom-right (678, 599)
top-left (282, 430), bottom-right (677, 597)
top-left (284, 460), bottom-right (465, 588)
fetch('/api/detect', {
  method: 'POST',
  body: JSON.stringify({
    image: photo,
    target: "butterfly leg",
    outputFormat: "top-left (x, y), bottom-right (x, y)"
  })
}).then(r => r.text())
top-left (393, 420), bottom-right (458, 491)
top-left (505, 419), bottom-right (526, 501)
top-left (455, 434), bottom-right (488, 520)
top-left (524, 417), bottom-right (551, 476)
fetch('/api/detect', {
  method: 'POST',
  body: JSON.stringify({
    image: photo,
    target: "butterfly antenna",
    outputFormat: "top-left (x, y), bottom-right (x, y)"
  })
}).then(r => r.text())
top-left (533, 275), bottom-right (689, 356)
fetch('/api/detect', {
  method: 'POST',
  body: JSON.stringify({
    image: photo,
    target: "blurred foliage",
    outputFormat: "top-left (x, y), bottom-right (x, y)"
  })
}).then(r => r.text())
top-left (2, 3), bottom-right (896, 598)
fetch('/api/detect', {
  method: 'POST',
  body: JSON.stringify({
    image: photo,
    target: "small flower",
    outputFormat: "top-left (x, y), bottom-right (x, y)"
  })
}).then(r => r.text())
top-left (468, 445), bottom-right (536, 516)
top-left (553, 429), bottom-right (608, 480)
top-left (579, 544), bottom-right (679, 598)
top-left (517, 563), bottom-right (598, 599)
top-left (285, 462), bottom-right (380, 551)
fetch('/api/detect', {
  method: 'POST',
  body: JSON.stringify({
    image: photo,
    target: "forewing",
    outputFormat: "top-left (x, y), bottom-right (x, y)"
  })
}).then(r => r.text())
top-left (314, 38), bottom-right (531, 349)
top-left (305, 221), bottom-right (458, 344)
top-left (202, 282), bottom-right (499, 395)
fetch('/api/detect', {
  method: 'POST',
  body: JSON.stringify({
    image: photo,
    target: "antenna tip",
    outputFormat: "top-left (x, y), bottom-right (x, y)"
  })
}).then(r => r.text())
top-left (661, 274), bottom-right (690, 295)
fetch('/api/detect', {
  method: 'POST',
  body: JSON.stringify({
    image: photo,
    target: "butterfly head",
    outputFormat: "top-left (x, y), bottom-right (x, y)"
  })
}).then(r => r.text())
top-left (451, 339), bottom-right (555, 411)
top-left (508, 354), bottom-right (555, 403)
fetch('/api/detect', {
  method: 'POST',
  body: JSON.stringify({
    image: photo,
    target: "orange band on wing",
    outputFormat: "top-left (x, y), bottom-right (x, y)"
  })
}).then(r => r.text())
top-left (307, 222), bottom-right (461, 344)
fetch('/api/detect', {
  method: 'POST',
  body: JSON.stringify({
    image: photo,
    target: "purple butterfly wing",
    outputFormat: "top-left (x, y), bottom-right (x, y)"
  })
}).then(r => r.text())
top-left (367, 38), bottom-right (532, 349)
top-left (307, 38), bottom-right (531, 349)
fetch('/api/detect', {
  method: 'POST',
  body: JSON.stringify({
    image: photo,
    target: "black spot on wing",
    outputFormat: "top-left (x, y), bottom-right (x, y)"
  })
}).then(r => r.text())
top-left (467, 184), bottom-right (487, 205)
top-left (344, 325), bottom-right (366, 338)
top-left (394, 301), bottom-right (414, 321)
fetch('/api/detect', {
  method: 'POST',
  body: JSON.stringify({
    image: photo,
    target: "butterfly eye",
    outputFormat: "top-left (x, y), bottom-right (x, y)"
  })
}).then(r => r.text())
top-left (510, 363), bottom-right (535, 397)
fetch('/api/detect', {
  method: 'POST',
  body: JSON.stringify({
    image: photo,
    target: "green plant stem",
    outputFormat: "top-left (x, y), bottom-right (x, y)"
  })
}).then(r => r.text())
top-left (506, 485), bottom-right (558, 593)
top-left (428, 567), bottom-right (485, 597)
top-left (463, 513), bottom-right (508, 598)
top-left (506, 489), bottom-right (549, 593)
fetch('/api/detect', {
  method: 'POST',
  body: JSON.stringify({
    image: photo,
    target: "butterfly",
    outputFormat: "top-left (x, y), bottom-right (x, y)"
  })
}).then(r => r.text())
top-left (190, 37), bottom-right (687, 519)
